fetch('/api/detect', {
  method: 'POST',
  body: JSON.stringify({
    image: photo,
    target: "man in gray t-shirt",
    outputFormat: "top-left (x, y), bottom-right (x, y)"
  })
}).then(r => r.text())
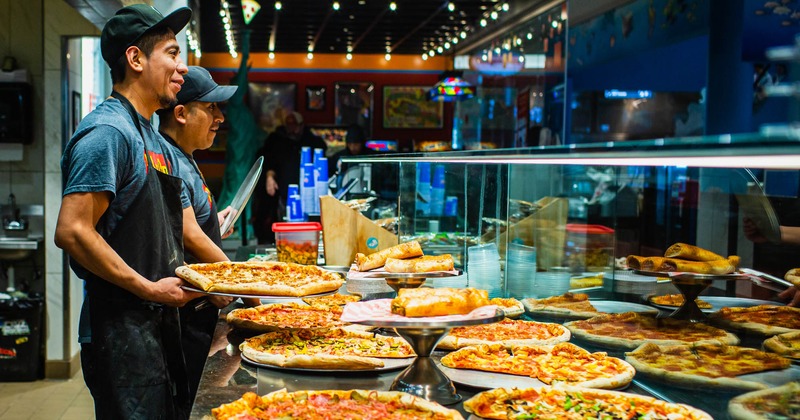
top-left (55, 5), bottom-right (202, 419)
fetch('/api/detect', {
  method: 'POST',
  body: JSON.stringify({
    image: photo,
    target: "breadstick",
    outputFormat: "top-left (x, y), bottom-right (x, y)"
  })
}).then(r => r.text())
top-left (656, 257), bottom-right (738, 274)
top-left (626, 255), bottom-right (647, 270)
top-left (640, 257), bottom-right (668, 272)
top-left (354, 241), bottom-right (424, 271)
top-left (664, 243), bottom-right (724, 262)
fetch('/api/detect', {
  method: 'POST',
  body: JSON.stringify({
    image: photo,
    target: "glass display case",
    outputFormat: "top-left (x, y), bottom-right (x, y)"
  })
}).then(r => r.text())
top-left (340, 131), bottom-right (800, 418)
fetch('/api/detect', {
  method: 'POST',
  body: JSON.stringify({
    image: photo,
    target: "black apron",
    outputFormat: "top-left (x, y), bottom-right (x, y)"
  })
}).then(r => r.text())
top-left (80, 92), bottom-right (189, 420)
top-left (162, 132), bottom-right (223, 404)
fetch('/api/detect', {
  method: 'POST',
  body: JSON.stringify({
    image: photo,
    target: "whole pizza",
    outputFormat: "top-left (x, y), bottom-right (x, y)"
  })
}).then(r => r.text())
top-left (522, 292), bottom-right (601, 319)
top-left (463, 386), bottom-right (712, 420)
top-left (710, 305), bottom-right (800, 336)
top-left (239, 328), bottom-right (414, 370)
top-left (728, 382), bottom-right (800, 420)
top-left (436, 318), bottom-right (570, 350)
top-left (763, 331), bottom-right (800, 360)
top-left (441, 342), bottom-right (635, 389)
top-left (226, 302), bottom-right (348, 331)
top-left (176, 261), bottom-right (343, 296)
top-left (564, 312), bottom-right (739, 350)
top-left (625, 342), bottom-right (791, 392)
top-left (211, 389), bottom-right (464, 420)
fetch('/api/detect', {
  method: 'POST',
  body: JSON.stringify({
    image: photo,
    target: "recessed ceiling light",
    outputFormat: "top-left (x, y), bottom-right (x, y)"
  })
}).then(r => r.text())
top-left (346, 53), bottom-right (353, 60)
top-left (307, 52), bottom-right (314, 59)
top-left (384, 53), bottom-right (391, 61)
top-left (274, 1), bottom-right (282, 10)
top-left (333, 2), bottom-right (340, 11)
top-left (268, 52), bottom-right (275, 59)
top-left (389, 2), bottom-right (397, 11)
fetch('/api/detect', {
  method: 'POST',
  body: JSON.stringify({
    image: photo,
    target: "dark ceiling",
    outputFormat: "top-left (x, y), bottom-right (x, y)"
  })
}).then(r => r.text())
top-left (197, 0), bottom-right (507, 55)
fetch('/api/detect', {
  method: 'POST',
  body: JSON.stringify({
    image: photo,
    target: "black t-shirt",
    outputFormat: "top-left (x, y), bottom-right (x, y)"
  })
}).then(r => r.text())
top-left (262, 126), bottom-right (327, 202)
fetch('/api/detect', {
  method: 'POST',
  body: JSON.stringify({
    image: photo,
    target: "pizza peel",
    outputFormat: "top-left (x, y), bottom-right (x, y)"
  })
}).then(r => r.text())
top-left (220, 156), bottom-right (264, 235)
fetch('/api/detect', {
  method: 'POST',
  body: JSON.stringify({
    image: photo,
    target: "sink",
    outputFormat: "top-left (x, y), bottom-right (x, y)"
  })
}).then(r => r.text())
top-left (0, 237), bottom-right (41, 262)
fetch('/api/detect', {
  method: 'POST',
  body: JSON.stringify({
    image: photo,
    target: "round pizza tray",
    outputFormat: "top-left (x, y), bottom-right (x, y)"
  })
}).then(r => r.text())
top-left (438, 363), bottom-right (630, 391)
top-left (633, 270), bottom-right (749, 282)
top-left (240, 353), bottom-right (413, 373)
top-left (353, 269), bottom-right (464, 279)
top-left (648, 296), bottom-right (780, 314)
top-left (355, 308), bottom-right (505, 329)
top-left (181, 285), bottom-right (337, 300)
top-left (526, 300), bottom-right (658, 320)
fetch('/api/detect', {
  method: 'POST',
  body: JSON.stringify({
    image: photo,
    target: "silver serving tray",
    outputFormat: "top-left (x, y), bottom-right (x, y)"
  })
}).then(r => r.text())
top-left (649, 296), bottom-right (781, 314)
top-left (180, 285), bottom-right (336, 300)
top-left (241, 353), bottom-right (413, 373)
top-left (526, 300), bottom-right (658, 320)
top-left (633, 269), bottom-right (749, 281)
top-left (438, 363), bottom-right (630, 391)
top-left (350, 269), bottom-right (464, 279)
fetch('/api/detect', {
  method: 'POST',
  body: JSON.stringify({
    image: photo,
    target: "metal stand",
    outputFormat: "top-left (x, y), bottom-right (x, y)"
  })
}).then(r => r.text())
top-left (357, 309), bottom-right (503, 405)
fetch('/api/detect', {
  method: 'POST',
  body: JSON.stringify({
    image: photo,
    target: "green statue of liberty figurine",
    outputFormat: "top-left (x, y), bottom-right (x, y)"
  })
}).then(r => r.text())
top-left (217, 29), bottom-right (267, 239)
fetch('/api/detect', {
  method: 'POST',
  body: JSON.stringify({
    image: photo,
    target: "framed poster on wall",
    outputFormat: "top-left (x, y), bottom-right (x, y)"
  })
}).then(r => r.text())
top-left (383, 86), bottom-right (443, 129)
top-left (306, 86), bottom-right (326, 111)
top-left (335, 82), bottom-right (373, 137)
top-left (248, 82), bottom-right (296, 134)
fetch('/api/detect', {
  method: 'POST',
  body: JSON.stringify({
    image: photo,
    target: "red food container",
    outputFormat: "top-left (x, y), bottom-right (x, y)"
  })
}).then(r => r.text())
top-left (272, 222), bottom-right (322, 265)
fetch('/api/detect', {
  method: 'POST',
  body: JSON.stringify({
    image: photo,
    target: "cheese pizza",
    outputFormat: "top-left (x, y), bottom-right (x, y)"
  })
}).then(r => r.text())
top-left (226, 302), bottom-right (347, 331)
top-left (763, 331), bottom-right (800, 360)
top-left (176, 261), bottom-right (343, 296)
top-left (212, 389), bottom-right (464, 420)
top-left (463, 386), bottom-right (712, 420)
top-left (710, 305), bottom-right (800, 336)
top-left (302, 293), bottom-right (361, 308)
top-left (239, 328), bottom-right (414, 370)
top-left (437, 318), bottom-right (570, 350)
top-left (522, 292), bottom-right (600, 319)
top-left (441, 342), bottom-right (635, 389)
top-left (728, 382), bottom-right (800, 420)
top-left (625, 343), bottom-right (791, 392)
top-left (565, 312), bottom-right (739, 350)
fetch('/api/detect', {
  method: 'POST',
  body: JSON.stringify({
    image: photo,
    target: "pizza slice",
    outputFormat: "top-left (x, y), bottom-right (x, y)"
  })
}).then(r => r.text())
top-left (490, 297), bottom-right (524, 318)
top-left (649, 294), bottom-right (713, 309)
top-left (728, 382), bottom-right (800, 420)
top-left (763, 331), bottom-right (800, 359)
top-left (226, 302), bottom-right (347, 331)
top-left (522, 292), bottom-right (600, 319)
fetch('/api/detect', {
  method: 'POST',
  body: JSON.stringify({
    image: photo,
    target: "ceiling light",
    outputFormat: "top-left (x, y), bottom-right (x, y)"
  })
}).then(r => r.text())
top-left (551, 20), bottom-right (559, 28)
top-left (527, 32), bottom-right (532, 40)
top-left (275, 1), bottom-right (282, 10)
top-left (460, 31), bottom-right (467, 39)
top-left (346, 53), bottom-right (353, 60)
top-left (444, 42), bottom-right (450, 49)
top-left (219, 10), bottom-right (225, 17)
top-left (518, 55), bottom-right (524, 62)
top-left (515, 38), bottom-right (522, 46)
top-left (333, 1), bottom-right (340, 10)
top-left (502, 3), bottom-right (509, 12)
top-left (437, 46), bottom-right (443, 53)
top-left (480, 19), bottom-right (487, 27)
top-left (308, 44), bottom-right (314, 52)
top-left (347, 45), bottom-right (353, 52)
top-left (428, 50), bottom-right (435, 57)
top-left (268, 52), bottom-right (275, 59)
top-left (385, 53), bottom-right (391, 61)
top-left (482, 53), bottom-right (487, 61)
top-left (447, 2), bottom-right (455, 12)
top-left (389, 2), bottom-right (397, 11)
top-left (452, 37), bottom-right (458, 44)
top-left (491, 11), bottom-right (498, 20)
top-left (428, 71), bottom-right (475, 102)
top-left (307, 52), bottom-right (314, 59)
top-left (422, 53), bottom-right (428, 60)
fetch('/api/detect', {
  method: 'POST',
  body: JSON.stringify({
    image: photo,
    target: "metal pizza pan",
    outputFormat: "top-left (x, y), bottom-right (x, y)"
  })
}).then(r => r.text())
top-left (219, 156), bottom-right (263, 235)
top-left (180, 285), bottom-right (336, 300)
top-left (648, 296), bottom-right (782, 314)
top-left (525, 300), bottom-right (658, 320)
top-left (438, 363), bottom-right (630, 391)
top-left (240, 353), bottom-right (413, 373)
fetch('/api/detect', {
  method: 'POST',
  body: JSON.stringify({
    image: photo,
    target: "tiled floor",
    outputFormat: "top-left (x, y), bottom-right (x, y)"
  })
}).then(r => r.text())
top-left (0, 370), bottom-right (94, 420)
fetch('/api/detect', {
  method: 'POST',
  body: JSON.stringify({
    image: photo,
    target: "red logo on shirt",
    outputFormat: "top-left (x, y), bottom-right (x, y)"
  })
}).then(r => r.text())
top-left (143, 151), bottom-right (172, 175)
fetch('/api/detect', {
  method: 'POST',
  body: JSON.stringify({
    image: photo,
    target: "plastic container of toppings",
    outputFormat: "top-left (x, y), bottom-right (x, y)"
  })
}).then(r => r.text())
top-left (563, 224), bottom-right (615, 272)
top-left (272, 222), bottom-right (322, 265)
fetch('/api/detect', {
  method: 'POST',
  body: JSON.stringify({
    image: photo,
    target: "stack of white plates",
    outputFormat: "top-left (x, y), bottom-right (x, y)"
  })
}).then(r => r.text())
top-left (467, 243), bottom-right (503, 298)
top-left (611, 271), bottom-right (676, 295)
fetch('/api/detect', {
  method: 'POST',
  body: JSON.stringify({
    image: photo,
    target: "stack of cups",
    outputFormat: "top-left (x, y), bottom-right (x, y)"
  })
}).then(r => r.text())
top-left (505, 243), bottom-right (538, 298)
top-left (536, 267), bottom-right (572, 298)
top-left (286, 184), bottom-right (303, 221)
top-left (467, 243), bottom-right (503, 298)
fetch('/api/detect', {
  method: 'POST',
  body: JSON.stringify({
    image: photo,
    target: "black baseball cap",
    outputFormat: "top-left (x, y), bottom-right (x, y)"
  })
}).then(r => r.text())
top-left (101, 4), bottom-right (192, 66)
top-left (176, 66), bottom-right (238, 105)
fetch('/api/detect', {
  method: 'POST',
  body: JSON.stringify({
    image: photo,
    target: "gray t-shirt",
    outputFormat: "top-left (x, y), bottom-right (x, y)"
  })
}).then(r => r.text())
top-left (62, 98), bottom-right (188, 343)
top-left (163, 135), bottom-right (215, 227)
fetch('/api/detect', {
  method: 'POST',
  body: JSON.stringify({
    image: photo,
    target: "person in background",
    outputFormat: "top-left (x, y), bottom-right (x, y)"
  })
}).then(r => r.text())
top-left (328, 123), bottom-right (375, 178)
top-left (252, 111), bottom-right (326, 244)
top-left (54, 5), bottom-right (201, 418)
top-left (157, 66), bottom-right (263, 404)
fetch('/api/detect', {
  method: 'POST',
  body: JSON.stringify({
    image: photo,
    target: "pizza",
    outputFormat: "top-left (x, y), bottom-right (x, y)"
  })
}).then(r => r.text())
top-left (437, 318), bottom-right (570, 350)
top-left (521, 292), bottom-right (601, 319)
top-left (390, 287), bottom-right (489, 317)
top-left (728, 382), bottom-right (800, 420)
top-left (211, 389), bottom-right (464, 420)
top-left (463, 386), bottom-right (712, 420)
top-left (302, 293), bottom-right (361, 308)
top-left (763, 331), bottom-right (800, 360)
top-left (489, 297), bottom-right (524, 318)
top-left (239, 328), bottom-right (414, 370)
top-left (175, 261), bottom-right (343, 296)
top-left (226, 302), bottom-right (348, 331)
top-left (710, 305), bottom-right (800, 336)
top-left (625, 342), bottom-right (791, 392)
top-left (564, 312), bottom-right (739, 350)
top-left (441, 342), bottom-right (635, 389)
top-left (649, 294), bottom-right (713, 309)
